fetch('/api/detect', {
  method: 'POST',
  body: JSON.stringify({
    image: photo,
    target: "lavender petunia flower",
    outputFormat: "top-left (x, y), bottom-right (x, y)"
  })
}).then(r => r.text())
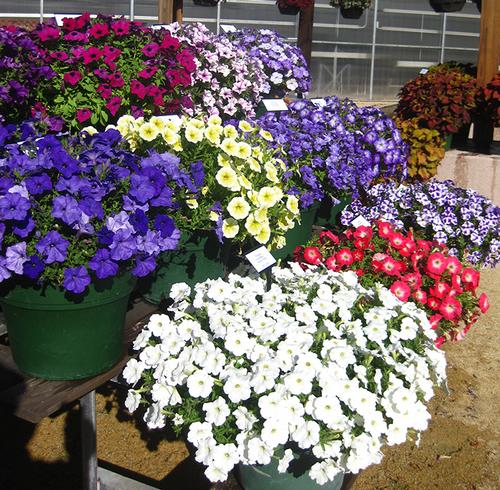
top-left (5, 241), bottom-right (28, 274)
top-left (35, 231), bottom-right (69, 264)
top-left (63, 266), bottom-right (91, 294)
top-left (88, 249), bottom-right (119, 279)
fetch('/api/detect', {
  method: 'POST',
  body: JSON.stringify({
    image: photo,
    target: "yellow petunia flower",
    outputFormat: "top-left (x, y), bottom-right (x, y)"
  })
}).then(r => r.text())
top-left (207, 115), bottom-right (222, 126)
top-left (222, 218), bottom-right (239, 238)
top-left (227, 197), bottom-right (251, 220)
top-left (236, 142), bottom-right (252, 160)
top-left (247, 158), bottom-right (261, 173)
top-left (139, 122), bottom-right (160, 142)
top-left (185, 125), bottom-right (204, 144)
top-left (215, 167), bottom-right (240, 191)
top-left (162, 128), bottom-right (179, 146)
top-left (150, 116), bottom-right (166, 131)
top-left (254, 206), bottom-right (268, 223)
top-left (238, 174), bottom-right (252, 190)
top-left (286, 195), bottom-right (300, 214)
top-left (217, 154), bottom-right (231, 167)
top-left (186, 199), bottom-right (199, 209)
top-left (238, 120), bottom-right (253, 132)
top-left (223, 125), bottom-right (238, 139)
top-left (254, 224), bottom-right (271, 244)
top-left (259, 129), bottom-right (273, 142)
top-left (245, 214), bottom-right (262, 235)
top-left (258, 187), bottom-right (280, 208)
top-left (205, 125), bottom-right (223, 145)
top-left (221, 138), bottom-right (239, 157)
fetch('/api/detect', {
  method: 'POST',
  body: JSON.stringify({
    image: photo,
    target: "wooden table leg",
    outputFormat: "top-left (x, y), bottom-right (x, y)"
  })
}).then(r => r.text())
top-left (81, 390), bottom-right (98, 490)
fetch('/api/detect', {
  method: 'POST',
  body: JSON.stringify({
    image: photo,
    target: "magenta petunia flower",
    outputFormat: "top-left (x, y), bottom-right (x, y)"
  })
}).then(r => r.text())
top-left (37, 26), bottom-right (60, 42)
top-left (76, 108), bottom-right (92, 123)
top-left (138, 66), bottom-right (158, 80)
top-left (141, 43), bottom-right (159, 58)
top-left (105, 96), bottom-right (122, 116)
top-left (88, 22), bottom-right (109, 39)
top-left (82, 47), bottom-right (103, 65)
top-left (111, 20), bottom-right (131, 37)
top-left (63, 70), bottom-right (82, 86)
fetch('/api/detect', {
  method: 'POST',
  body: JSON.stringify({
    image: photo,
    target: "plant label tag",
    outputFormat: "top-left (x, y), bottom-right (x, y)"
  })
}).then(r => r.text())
top-left (262, 99), bottom-right (288, 112)
top-left (157, 115), bottom-right (182, 124)
top-left (246, 246), bottom-right (276, 273)
top-left (351, 215), bottom-right (371, 228)
top-left (221, 24), bottom-right (237, 32)
top-left (150, 24), bottom-right (170, 30)
top-left (419, 68), bottom-right (428, 75)
top-left (311, 98), bottom-right (327, 107)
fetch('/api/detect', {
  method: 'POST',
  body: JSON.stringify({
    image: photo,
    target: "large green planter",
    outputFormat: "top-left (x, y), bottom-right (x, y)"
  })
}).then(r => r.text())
top-left (273, 204), bottom-right (318, 260)
top-left (315, 196), bottom-right (352, 228)
top-left (237, 452), bottom-right (344, 490)
top-left (0, 273), bottom-right (135, 380)
top-left (141, 232), bottom-right (228, 304)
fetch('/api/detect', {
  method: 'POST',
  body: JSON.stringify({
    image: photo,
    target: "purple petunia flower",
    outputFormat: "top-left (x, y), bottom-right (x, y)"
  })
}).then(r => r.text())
top-left (132, 256), bottom-right (156, 277)
top-left (0, 257), bottom-right (11, 281)
top-left (110, 229), bottom-right (137, 261)
top-left (52, 195), bottom-right (81, 226)
top-left (0, 192), bottom-right (31, 221)
top-left (5, 241), bottom-right (28, 274)
top-left (36, 231), bottom-right (69, 264)
top-left (23, 255), bottom-right (44, 280)
top-left (63, 266), bottom-right (91, 294)
top-left (25, 174), bottom-right (52, 195)
top-left (88, 249), bottom-right (119, 279)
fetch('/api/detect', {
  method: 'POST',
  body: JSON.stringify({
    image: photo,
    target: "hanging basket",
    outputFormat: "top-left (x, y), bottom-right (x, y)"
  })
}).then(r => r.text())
top-left (472, 0), bottom-right (481, 12)
top-left (0, 273), bottom-right (135, 380)
top-left (340, 6), bottom-right (364, 19)
top-left (429, 0), bottom-right (466, 13)
top-left (278, 4), bottom-right (301, 15)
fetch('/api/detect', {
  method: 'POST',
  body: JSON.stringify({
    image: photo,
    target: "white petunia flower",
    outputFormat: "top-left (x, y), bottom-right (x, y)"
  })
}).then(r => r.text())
top-left (170, 282), bottom-right (191, 302)
top-left (187, 370), bottom-right (215, 398)
top-left (277, 449), bottom-right (294, 473)
top-left (203, 397), bottom-right (230, 426)
top-left (122, 358), bottom-right (145, 385)
top-left (124, 390), bottom-right (141, 413)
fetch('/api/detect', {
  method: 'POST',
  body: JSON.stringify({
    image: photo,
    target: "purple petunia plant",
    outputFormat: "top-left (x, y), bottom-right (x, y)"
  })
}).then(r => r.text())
top-left (257, 97), bottom-right (408, 209)
top-left (223, 28), bottom-right (311, 97)
top-left (340, 180), bottom-right (500, 268)
top-left (0, 26), bottom-right (55, 124)
top-left (0, 123), bottom-right (190, 294)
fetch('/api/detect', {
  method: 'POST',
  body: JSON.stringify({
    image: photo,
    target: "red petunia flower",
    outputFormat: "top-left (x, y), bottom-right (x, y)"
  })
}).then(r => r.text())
top-left (430, 281), bottom-right (451, 299)
top-left (413, 289), bottom-right (427, 304)
top-left (388, 231), bottom-right (405, 249)
top-left (352, 249), bottom-right (364, 262)
top-left (461, 268), bottom-right (480, 291)
top-left (434, 336), bottom-right (446, 349)
top-left (390, 281), bottom-right (411, 302)
top-left (325, 256), bottom-right (338, 271)
top-left (427, 296), bottom-right (441, 311)
top-left (380, 256), bottom-right (401, 276)
top-left (303, 246), bottom-right (323, 265)
top-left (426, 252), bottom-right (448, 276)
top-left (130, 79), bottom-right (147, 99)
top-left (429, 314), bottom-right (442, 330)
top-left (446, 256), bottom-right (462, 275)
top-left (439, 297), bottom-right (462, 321)
top-left (37, 26), bottom-right (60, 42)
top-left (336, 248), bottom-right (354, 266)
top-left (138, 66), bottom-right (158, 79)
top-left (103, 46), bottom-right (121, 62)
top-left (108, 73), bottom-right (124, 88)
top-left (353, 225), bottom-right (372, 241)
top-left (354, 238), bottom-right (369, 250)
top-left (319, 230), bottom-right (339, 245)
top-left (377, 220), bottom-right (393, 238)
top-left (403, 272), bottom-right (422, 290)
top-left (97, 83), bottom-right (112, 100)
top-left (479, 293), bottom-right (490, 313)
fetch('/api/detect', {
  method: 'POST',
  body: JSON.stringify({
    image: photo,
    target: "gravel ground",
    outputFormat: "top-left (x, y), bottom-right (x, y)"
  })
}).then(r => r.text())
top-left (0, 267), bottom-right (498, 490)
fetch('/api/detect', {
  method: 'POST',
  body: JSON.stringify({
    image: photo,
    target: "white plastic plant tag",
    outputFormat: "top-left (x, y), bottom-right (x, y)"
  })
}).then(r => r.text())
top-left (221, 24), bottom-right (237, 32)
top-left (54, 14), bottom-right (79, 26)
top-left (262, 99), bottom-right (288, 112)
top-left (419, 68), bottom-right (428, 75)
top-left (157, 115), bottom-right (182, 123)
top-left (150, 24), bottom-right (170, 30)
top-left (246, 246), bottom-right (276, 273)
top-left (311, 98), bottom-right (327, 107)
top-left (351, 215), bottom-right (371, 228)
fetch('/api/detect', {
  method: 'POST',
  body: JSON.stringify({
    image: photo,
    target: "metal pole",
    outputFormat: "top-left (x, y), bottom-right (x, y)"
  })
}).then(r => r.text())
top-left (39, 0), bottom-right (43, 23)
top-left (81, 391), bottom-right (98, 490)
top-left (440, 14), bottom-right (447, 64)
top-left (216, 1), bottom-right (221, 35)
top-left (130, 0), bottom-right (135, 21)
top-left (368, 0), bottom-right (379, 100)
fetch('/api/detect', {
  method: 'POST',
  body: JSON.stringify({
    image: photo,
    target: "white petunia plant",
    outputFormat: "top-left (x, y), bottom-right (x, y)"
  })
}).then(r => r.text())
top-left (123, 265), bottom-right (446, 485)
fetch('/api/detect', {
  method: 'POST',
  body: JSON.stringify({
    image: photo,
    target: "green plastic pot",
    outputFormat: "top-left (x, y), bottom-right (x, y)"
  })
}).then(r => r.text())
top-left (443, 133), bottom-right (453, 151)
top-left (0, 273), bottom-right (135, 380)
top-left (273, 204), bottom-right (319, 260)
top-left (315, 196), bottom-right (352, 228)
top-left (237, 451), bottom-right (344, 490)
top-left (141, 232), bottom-right (228, 304)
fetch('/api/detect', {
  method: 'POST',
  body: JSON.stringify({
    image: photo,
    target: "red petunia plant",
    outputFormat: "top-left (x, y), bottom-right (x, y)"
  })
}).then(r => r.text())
top-left (277, 0), bottom-right (315, 11)
top-left (294, 220), bottom-right (489, 347)
top-left (31, 14), bottom-right (196, 130)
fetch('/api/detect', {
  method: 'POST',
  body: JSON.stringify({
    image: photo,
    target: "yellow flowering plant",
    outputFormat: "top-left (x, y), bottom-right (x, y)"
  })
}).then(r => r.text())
top-left (114, 114), bottom-right (301, 251)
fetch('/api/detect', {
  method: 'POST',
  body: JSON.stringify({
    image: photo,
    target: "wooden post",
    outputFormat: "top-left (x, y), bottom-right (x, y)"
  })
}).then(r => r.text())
top-left (297, 4), bottom-right (315, 68)
top-left (474, 0), bottom-right (500, 151)
top-left (158, 0), bottom-right (183, 24)
top-left (476, 0), bottom-right (500, 86)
